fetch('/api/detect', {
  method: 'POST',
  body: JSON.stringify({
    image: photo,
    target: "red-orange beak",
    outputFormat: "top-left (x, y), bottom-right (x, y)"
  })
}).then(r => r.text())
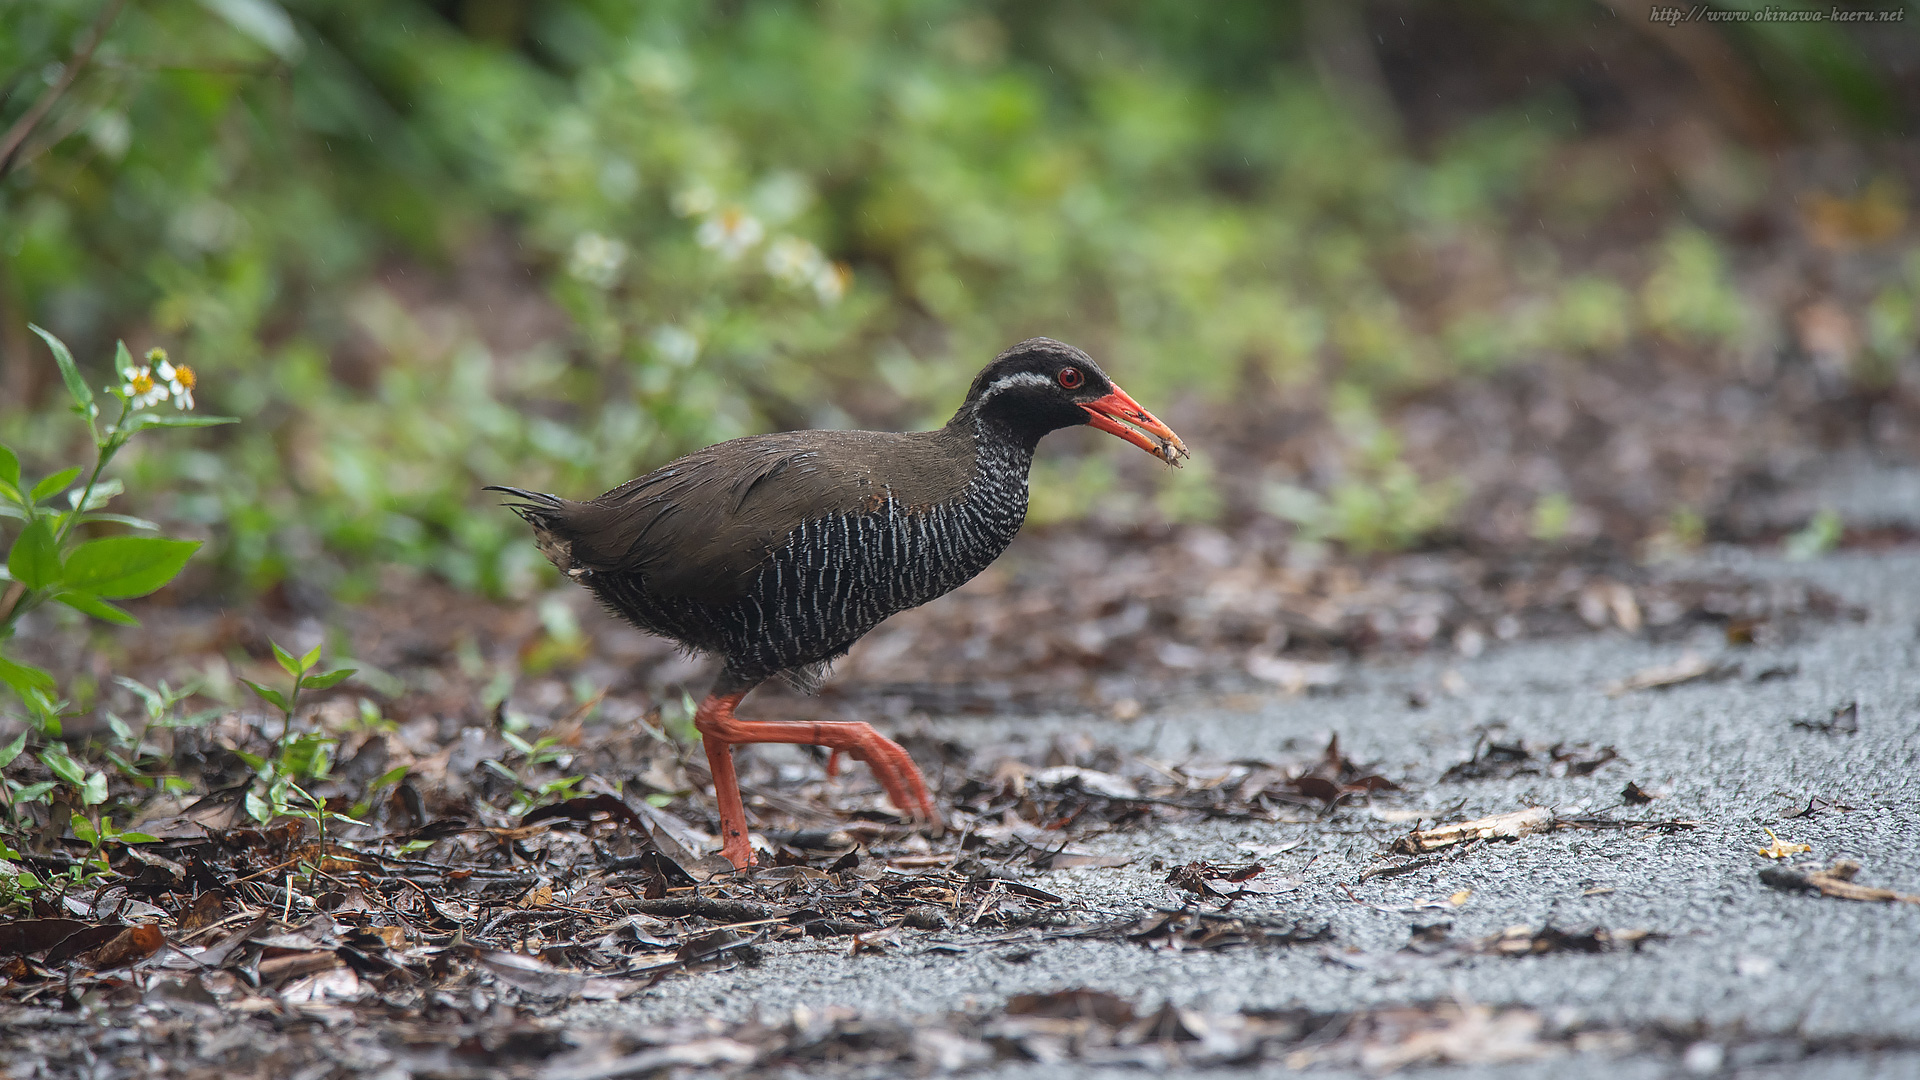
top-left (1081, 383), bottom-right (1189, 466)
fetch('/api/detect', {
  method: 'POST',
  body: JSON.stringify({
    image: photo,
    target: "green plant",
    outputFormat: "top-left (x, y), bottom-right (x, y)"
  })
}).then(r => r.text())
top-left (1263, 387), bottom-right (1461, 554)
top-left (236, 640), bottom-right (361, 867)
top-left (1784, 509), bottom-right (1843, 561)
top-left (68, 810), bottom-right (156, 883)
top-left (1, 328), bottom-right (234, 731)
top-left (1531, 493), bottom-right (1574, 543)
top-left (37, 740), bottom-right (105, 809)
top-left (498, 772), bottom-right (588, 818)
top-left (2, 1), bottom-right (1913, 602)
top-left (239, 640), bottom-right (356, 760)
top-left (0, 726), bottom-right (155, 907)
top-left (484, 724), bottom-right (585, 816)
top-left (102, 675), bottom-right (219, 790)
top-left (0, 730), bottom-right (56, 821)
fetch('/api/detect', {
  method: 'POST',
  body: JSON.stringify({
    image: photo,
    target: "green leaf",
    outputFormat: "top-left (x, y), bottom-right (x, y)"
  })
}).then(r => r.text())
top-left (240, 679), bottom-right (287, 711)
top-left (56, 591), bottom-right (139, 627)
top-left (116, 831), bottom-right (158, 844)
top-left (233, 749), bottom-right (267, 771)
top-left (10, 782), bottom-right (56, 804)
top-left (279, 733), bottom-right (333, 779)
top-left (67, 477), bottom-right (123, 511)
top-left (128, 413), bottom-right (239, 430)
top-left (371, 765), bottom-right (410, 790)
top-left (245, 789), bottom-right (272, 823)
top-left (29, 468), bottom-right (82, 504)
top-left (80, 771), bottom-right (108, 806)
top-left (39, 746), bottom-right (85, 786)
top-left (300, 644), bottom-right (322, 670)
top-left (0, 655), bottom-right (56, 696)
top-left (271, 641), bottom-right (299, 676)
top-left (7, 519), bottom-right (61, 589)
top-left (154, 706), bottom-right (222, 729)
top-left (0, 445), bottom-right (17, 491)
top-left (76, 512), bottom-right (160, 531)
top-left (0, 731), bottom-right (26, 769)
top-left (112, 675), bottom-right (164, 716)
top-left (199, 0), bottom-right (304, 60)
top-left (1785, 508), bottom-right (1844, 561)
top-left (70, 814), bottom-right (98, 846)
top-left (299, 668), bottom-right (354, 691)
top-left (29, 325), bottom-right (94, 418)
top-left (61, 537), bottom-right (200, 598)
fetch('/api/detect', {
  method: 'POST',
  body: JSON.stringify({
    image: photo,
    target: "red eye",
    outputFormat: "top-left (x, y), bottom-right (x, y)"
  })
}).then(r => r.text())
top-left (1058, 367), bottom-right (1084, 390)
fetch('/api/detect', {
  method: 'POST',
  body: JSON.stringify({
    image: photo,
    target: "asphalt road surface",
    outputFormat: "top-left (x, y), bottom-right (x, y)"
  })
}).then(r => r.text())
top-left (567, 545), bottom-right (1920, 1078)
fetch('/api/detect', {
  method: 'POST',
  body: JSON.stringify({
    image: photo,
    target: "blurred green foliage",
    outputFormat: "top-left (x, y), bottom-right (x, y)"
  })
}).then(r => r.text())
top-left (1, 0), bottom-right (1914, 592)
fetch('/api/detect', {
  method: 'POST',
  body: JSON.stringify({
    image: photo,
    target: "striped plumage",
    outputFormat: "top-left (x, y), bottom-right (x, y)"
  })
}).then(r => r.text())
top-left (581, 428), bottom-right (1029, 687)
top-left (489, 337), bottom-right (1186, 868)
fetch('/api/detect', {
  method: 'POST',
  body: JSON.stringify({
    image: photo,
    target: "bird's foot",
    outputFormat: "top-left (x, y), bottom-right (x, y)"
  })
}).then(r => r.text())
top-left (695, 693), bottom-right (941, 870)
top-left (814, 721), bottom-right (940, 827)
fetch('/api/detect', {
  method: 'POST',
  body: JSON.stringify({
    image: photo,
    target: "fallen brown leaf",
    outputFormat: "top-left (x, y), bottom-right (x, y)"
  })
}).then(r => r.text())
top-left (1392, 807), bottom-right (1553, 855)
top-left (1620, 782), bottom-right (1658, 804)
top-left (1604, 652), bottom-right (1738, 696)
top-left (1760, 859), bottom-right (1920, 904)
top-left (79, 924), bottom-right (164, 970)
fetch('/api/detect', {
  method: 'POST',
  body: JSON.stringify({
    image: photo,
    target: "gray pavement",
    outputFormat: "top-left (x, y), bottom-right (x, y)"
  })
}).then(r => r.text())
top-left (568, 548), bottom-right (1920, 1076)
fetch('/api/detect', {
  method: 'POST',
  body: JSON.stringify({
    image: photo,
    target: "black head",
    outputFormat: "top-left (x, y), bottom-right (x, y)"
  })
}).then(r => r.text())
top-left (953, 337), bottom-right (1188, 464)
top-left (959, 338), bottom-right (1113, 436)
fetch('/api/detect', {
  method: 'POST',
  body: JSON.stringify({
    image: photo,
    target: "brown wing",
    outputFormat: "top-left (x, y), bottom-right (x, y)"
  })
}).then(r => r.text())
top-left (546, 427), bottom-right (974, 601)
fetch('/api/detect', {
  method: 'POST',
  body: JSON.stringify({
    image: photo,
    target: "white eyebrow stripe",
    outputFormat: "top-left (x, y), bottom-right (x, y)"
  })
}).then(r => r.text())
top-left (976, 372), bottom-right (1054, 403)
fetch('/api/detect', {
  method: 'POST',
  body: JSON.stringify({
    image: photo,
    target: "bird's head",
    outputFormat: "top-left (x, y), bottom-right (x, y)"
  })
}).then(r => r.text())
top-left (957, 338), bottom-right (1189, 465)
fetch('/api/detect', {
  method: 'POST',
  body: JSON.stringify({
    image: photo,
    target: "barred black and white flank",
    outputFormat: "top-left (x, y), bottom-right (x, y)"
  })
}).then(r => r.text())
top-left (488, 337), bottom-right (1185, 697)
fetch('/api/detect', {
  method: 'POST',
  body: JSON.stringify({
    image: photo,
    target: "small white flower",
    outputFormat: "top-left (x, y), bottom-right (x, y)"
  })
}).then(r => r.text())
top-left (671, 184), bottom-right (716, 218)
top-left (764, 235), bottom-right (825, 285)
top-left (156, 359), bottom-right (197, 410)
top-left (567, 232), bottom-right (628, 289)
top-left (695, 206), bottom-right (764, 261)
top-left (812, 261), bottom-right (852, 305)
top-left (751, 172), bottom-right (813, 225)
top-left (119, 364), bottom-right (168, 409)
top-left (651, 325), bottom-right (700, 367)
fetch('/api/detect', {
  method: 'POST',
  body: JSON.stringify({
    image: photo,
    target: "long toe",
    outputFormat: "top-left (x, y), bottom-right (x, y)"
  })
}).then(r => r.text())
top-left (859, 728), bottom-right (939, 827)
top-left (851, 734), bottom-right (914, 819)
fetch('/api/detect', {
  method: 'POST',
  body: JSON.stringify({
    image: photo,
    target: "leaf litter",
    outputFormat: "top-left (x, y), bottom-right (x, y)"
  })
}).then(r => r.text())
top-left (0, 541), bottom-right (1867, 1075)
top-left (0, 680), bottom-right (1715, 1077)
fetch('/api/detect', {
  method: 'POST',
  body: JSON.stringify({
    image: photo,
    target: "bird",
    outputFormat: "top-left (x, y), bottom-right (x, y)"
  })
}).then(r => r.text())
top-left (488, 337), bottom-right (1187, 868)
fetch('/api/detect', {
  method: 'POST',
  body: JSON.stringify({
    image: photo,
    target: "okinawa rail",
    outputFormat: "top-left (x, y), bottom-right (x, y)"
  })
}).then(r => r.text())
top-left (489, 338), bottom-right (1187, 868)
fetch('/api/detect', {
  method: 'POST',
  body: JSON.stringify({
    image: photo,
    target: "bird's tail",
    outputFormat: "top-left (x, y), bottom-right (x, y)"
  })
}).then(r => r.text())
top-left (483, 485), bottom-right (564, 526)
top-left (484, 485), bottom-right (586, 577)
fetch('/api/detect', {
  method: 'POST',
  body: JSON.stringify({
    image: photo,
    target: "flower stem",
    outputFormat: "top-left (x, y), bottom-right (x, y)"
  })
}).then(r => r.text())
top-left (54, 396), bottom-right (132, 548)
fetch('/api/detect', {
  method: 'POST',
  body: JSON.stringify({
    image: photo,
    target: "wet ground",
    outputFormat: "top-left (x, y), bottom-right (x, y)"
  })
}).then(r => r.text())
top-left (567, 546), bottom-right (1920, 1078)
top-left (5, 465), bottom-right (1919, 1078)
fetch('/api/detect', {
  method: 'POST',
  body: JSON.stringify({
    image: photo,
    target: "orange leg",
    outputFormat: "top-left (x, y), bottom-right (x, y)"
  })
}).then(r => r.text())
top-left (693, 691), bottom-right (940, 869)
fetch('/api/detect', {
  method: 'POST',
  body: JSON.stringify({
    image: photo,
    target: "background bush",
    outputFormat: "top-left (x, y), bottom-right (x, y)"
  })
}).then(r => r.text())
top-left (2, 0), bottom-right (1915, 599)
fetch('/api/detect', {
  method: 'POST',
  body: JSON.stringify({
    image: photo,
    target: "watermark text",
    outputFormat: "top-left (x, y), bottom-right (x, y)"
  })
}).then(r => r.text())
top-left (1648, 5), bottom-right (1904, 23)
